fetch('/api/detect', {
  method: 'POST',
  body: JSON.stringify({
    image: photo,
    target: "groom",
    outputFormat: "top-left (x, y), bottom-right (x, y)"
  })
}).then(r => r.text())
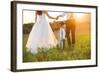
top-left (57, 13), bottom-right (76, 48)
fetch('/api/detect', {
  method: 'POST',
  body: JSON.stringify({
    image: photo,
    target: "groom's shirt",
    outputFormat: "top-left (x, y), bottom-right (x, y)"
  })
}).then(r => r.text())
top-left (58, 12), bottom-right (69, 21)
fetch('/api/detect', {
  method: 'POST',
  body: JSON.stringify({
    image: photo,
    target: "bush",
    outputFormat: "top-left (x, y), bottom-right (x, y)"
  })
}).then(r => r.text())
top-left (23, 23), bottom-right (34, 34)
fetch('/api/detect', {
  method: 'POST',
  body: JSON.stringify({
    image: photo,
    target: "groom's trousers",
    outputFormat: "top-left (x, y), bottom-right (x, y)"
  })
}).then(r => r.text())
top-left (65, 19), bottom-right (76, 47)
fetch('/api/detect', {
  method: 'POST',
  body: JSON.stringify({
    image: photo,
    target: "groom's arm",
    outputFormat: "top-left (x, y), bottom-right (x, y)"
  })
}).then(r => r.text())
top-left (57, 12), bottom-right (66, 18)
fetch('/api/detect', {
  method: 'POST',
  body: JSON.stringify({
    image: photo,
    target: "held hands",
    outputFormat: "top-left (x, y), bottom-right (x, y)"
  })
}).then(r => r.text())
top-left (55, 16), bottom-right (60, 20)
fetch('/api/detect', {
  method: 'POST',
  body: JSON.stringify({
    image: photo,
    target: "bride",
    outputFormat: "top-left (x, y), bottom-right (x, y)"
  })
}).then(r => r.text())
top-left (26, 11), bottom-right (58, 54)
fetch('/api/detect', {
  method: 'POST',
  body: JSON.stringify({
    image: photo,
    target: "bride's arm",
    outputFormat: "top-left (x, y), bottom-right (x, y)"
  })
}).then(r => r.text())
top-left (44, 11), bottom-right (58, 19)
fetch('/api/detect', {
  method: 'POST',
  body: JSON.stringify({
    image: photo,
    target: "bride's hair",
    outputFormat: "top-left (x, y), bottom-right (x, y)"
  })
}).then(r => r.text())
top-left (36, 11), bottom-right (42, 15)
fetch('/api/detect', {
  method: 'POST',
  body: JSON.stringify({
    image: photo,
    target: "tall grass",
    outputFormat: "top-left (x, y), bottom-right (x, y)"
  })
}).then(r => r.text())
top-left (23, 33), bottom-right (91, 62)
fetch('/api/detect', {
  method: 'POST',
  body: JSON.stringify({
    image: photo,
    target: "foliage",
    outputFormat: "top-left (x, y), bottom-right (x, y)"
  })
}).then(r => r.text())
top-left (23, 23), bottom-right (33, 34)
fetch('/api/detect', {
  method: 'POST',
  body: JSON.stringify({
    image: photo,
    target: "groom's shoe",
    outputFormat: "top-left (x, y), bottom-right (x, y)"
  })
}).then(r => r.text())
top-left (72, 44), bottom-right (75, 48)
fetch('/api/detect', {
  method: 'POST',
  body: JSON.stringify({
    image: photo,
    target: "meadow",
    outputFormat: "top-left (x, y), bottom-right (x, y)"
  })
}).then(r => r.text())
top-left (23, 32), bottom-right (91, 62)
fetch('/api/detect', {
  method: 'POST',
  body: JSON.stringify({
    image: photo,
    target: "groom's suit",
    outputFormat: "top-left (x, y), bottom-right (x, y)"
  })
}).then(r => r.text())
top-left (65, 17), bottom-right (76, 47)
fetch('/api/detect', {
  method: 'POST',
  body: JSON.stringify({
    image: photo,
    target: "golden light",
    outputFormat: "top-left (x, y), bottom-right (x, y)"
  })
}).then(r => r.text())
top-left (74, 13), bottom-right (84, 19)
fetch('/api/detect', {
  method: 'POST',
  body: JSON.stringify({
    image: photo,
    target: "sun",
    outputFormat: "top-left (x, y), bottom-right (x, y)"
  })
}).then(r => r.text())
top-left (74, 13), bottom-right (84, 19)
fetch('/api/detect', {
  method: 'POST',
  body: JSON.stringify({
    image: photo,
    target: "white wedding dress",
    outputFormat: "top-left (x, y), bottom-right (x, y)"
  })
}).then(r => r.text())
top-left (26, 12), bottom-right (58, 54)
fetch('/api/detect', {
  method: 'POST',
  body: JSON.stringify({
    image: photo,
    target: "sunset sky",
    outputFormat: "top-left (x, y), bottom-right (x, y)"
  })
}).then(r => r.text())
top-left (23, 11), bottom-right (90, 24)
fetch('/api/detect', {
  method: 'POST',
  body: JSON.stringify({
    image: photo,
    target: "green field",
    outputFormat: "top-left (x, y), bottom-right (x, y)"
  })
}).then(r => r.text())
top-left (23, 33), bottom-right (91, 62)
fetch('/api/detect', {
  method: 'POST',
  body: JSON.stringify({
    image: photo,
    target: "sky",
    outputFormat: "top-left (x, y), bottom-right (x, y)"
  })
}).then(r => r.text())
top-left (23, 10), bottom-right (90, 24)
